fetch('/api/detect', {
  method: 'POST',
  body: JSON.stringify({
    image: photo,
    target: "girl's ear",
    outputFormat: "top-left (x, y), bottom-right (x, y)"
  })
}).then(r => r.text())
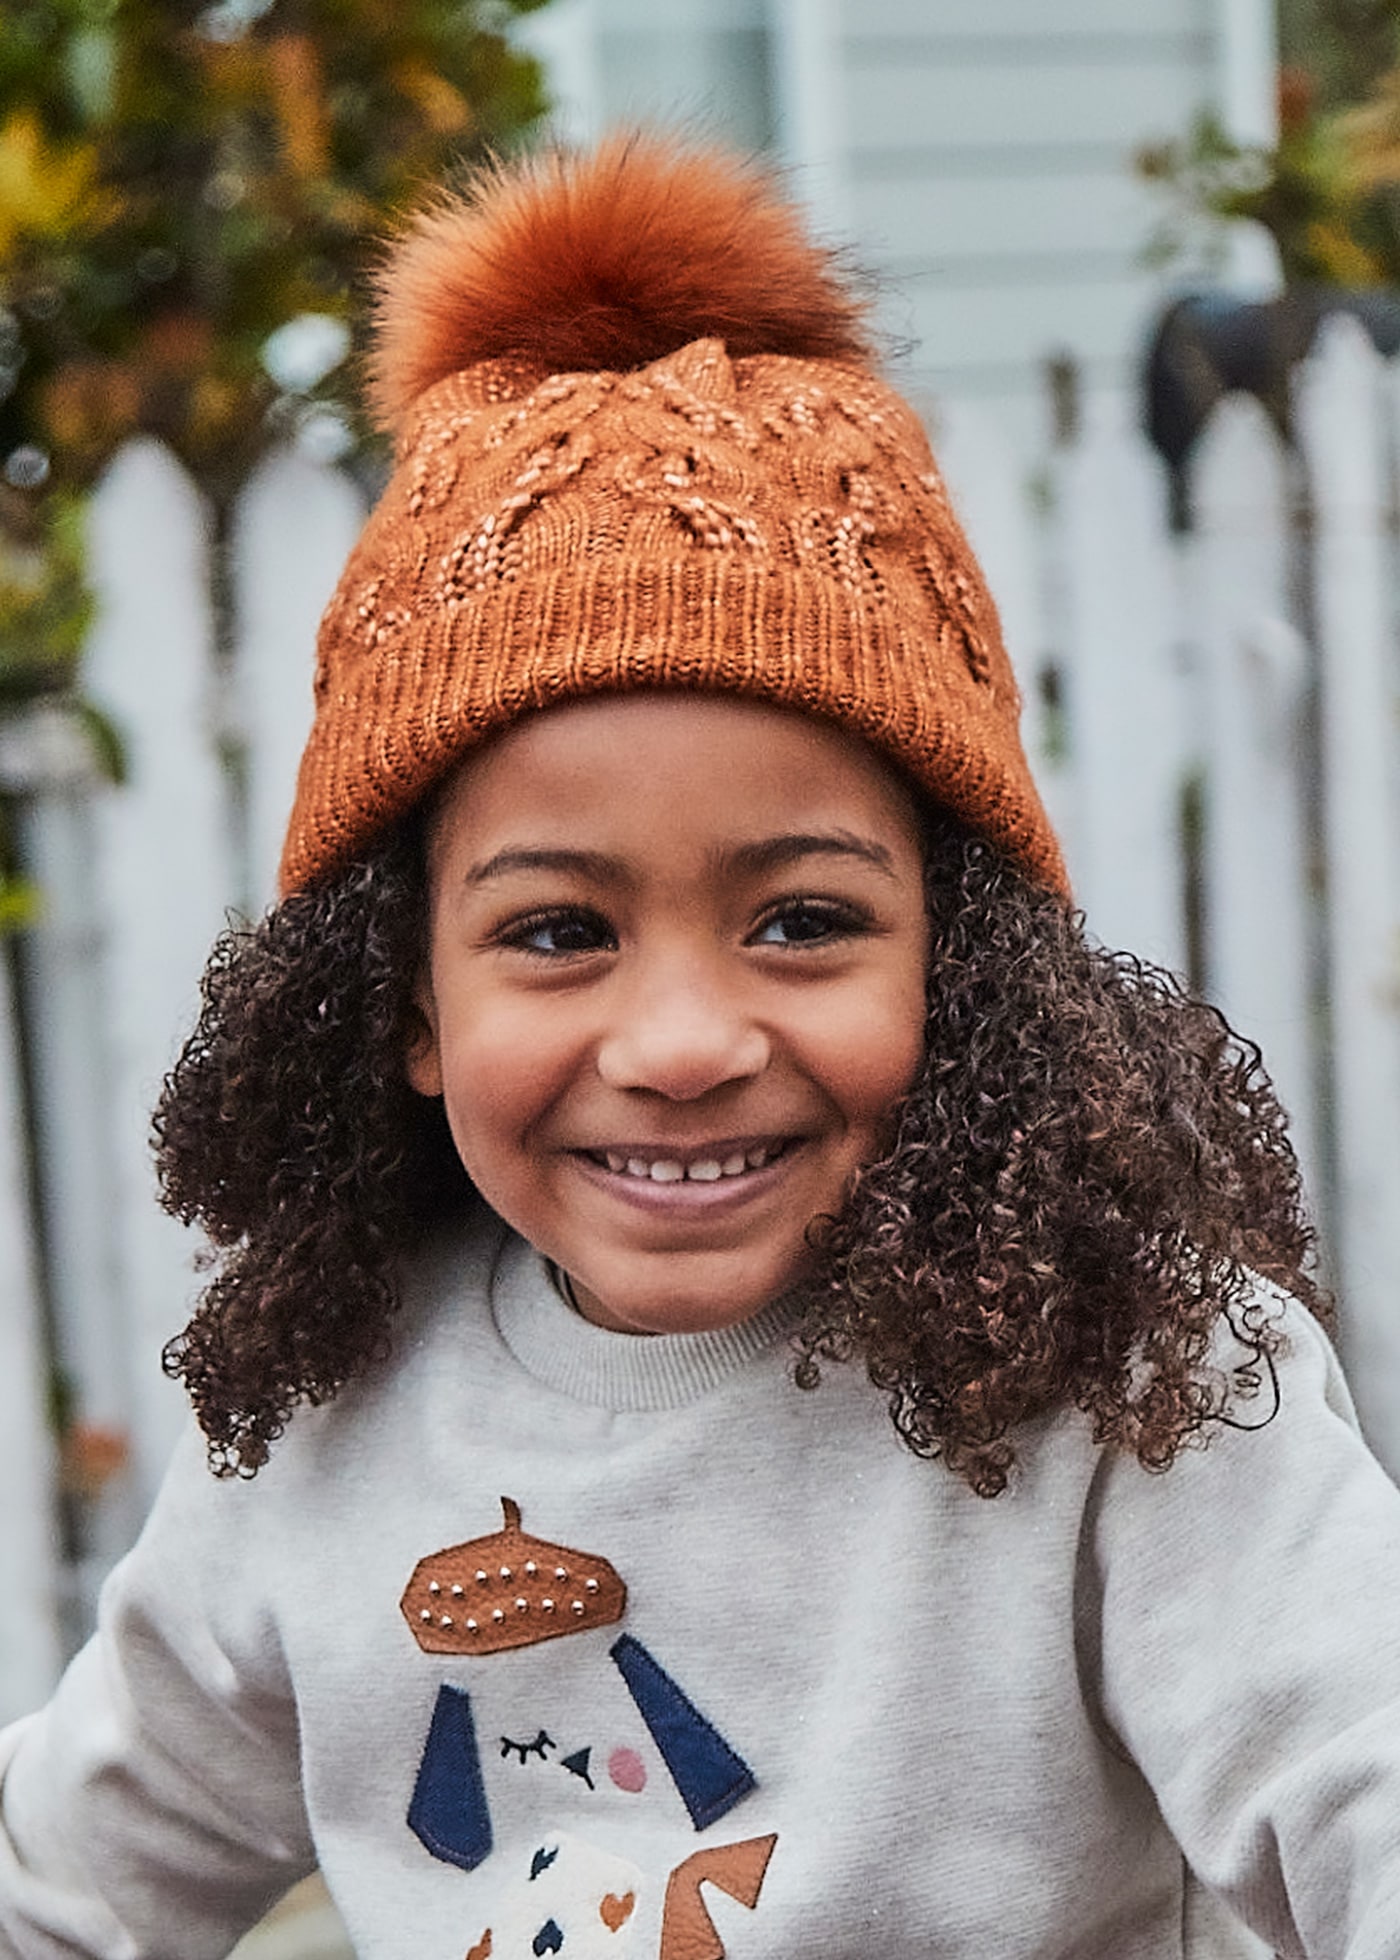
top-left (404, 974), bottom-right (444, 1097)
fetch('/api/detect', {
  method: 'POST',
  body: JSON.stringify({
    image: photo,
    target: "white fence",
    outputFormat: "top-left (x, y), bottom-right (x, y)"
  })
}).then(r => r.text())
top-left (4, 315), bottom-right (1400, 1720)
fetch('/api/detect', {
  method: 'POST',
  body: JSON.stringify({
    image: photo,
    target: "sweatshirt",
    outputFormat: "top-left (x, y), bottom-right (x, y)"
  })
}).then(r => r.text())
top-left (3, 1212), bottom-right (1400, 1957)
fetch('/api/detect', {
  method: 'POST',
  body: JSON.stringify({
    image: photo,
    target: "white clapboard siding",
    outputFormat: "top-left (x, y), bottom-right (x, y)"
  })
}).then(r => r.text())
top-left (1296, 320), bottom-right (1400, 1466)
top-left (1050, 392), bottom-right (1188, 973)
top-left (0, 947), bottom-right (63, 1722)
top-left (81, 438), bottom-right (238, 1506)
top-left (1191, 396), bottom-right (1318, 1198)
top-left (233, 449), bottom-right (367, 913)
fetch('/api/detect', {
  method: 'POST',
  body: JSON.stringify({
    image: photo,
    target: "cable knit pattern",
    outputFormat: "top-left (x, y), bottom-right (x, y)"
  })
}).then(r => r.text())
top-left (278, 141), bottom-right (1065, 896)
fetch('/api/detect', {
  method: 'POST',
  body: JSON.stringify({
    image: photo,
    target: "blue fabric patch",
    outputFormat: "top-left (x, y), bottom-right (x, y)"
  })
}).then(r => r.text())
top-left (407, 1684), bottom-right (493, 1872)
top-left (609, 1634), bottom-right (756, 1830)
top-left (533, 1918), bottom-right (565, 1954)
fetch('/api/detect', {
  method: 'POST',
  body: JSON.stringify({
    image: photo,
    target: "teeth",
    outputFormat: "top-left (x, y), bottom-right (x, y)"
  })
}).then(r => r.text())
top-left (599, 1145), bottom-right (784, 1181)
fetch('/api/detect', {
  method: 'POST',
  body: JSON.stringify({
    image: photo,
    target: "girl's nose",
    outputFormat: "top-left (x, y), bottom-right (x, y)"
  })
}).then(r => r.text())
top-left (595, 963), bottom-right (770, 1101)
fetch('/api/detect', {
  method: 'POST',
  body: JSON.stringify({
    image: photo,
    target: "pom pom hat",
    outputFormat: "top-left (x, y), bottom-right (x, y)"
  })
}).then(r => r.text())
top-left (280, 133), bottom-right (1067, 896)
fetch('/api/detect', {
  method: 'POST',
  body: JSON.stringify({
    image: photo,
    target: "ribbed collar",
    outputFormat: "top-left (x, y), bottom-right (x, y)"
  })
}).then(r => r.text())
top-left (489, 1231), bottom-right (798, 1411)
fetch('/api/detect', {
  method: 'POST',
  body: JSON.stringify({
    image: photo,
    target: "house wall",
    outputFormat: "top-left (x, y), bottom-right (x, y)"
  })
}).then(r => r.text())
top-left (515, 0), bottom-right (1279, 455)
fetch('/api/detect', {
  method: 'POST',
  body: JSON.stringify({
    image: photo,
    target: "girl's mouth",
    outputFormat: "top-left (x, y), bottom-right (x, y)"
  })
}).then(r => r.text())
top-left (583, 1139), bottom-right (794, 1185)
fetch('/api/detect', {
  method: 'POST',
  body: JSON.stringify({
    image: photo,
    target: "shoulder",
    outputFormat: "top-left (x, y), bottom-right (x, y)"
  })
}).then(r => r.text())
top-left (1077, 1284), bottom-right (1400, 1632)
top-left (148, 1203), bottom-right (514, 1519)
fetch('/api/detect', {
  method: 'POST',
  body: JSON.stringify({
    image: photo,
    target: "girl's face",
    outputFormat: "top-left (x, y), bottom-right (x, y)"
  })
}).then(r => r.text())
top-left (408, 694), bottom-right (929, 1335)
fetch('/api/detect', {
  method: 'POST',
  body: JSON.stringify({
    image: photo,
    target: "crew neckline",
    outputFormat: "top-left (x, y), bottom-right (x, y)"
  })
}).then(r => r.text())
top-left (489, 1231), bottom-right (799, 1411)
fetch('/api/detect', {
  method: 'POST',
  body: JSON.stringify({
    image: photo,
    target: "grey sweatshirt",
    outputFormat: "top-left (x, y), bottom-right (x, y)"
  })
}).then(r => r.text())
top-left (2, 1216), bottom-right (1400, 1957)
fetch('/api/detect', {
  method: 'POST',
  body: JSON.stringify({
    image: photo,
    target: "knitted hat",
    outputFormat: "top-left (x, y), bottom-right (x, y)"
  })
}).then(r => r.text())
top-left (279, 133), bottom-right (1067, 897)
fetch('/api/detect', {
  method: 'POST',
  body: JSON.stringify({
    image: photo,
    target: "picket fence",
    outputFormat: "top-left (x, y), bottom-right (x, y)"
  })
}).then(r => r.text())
top-left (3, 314), bottom-right (1400, 1723)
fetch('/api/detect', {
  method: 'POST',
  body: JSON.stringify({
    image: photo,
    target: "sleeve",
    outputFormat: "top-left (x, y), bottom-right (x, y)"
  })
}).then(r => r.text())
top-left (1083, 1299), bottom-right (1400, 1957)
top-left (0, 1428), bottom-right (317, 1960)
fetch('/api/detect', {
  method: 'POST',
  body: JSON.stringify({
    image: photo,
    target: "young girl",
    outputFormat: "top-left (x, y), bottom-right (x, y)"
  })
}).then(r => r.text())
top-left (3, 133), bottom-right (1399, 1960)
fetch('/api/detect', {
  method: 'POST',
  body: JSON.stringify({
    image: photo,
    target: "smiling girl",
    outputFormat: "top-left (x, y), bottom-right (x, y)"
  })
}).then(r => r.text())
top-left (3, 134), bottom-right (1400, 1960)
top-left (406, 696), bottom-right (928, 1338)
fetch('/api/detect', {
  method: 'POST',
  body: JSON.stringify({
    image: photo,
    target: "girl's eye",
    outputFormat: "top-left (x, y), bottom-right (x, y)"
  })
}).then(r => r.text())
top-left (750, 899), bottom-right (871, 948)
top-left (496, 907), bottom-right (616, 957)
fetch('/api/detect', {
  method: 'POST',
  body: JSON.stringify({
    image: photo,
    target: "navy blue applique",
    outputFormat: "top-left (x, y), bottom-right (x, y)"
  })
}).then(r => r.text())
top-left (408, 1684), bottom-right (493, 1872)
top-left (609, 1635), bottom-right (756, 1830)
top-left (530, 1845), bottom-right (560, 1881)
top-left (533, 1918), bottom-right (565, 1954)
top-left (502, 1729), bottom-right (555, 1764)
top-left (561, 1746), bottom-right (595, 1789)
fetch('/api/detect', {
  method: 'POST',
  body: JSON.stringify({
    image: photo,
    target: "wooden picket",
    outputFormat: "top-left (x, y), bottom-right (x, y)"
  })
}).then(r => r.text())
top-left (232, 449), bottom-right (367, 913)
top-left (6, 315), bottom-right (1400, 1725)
top-left (1296, 321), bottom-right (1400, 1465)
top-left (1049, 391), bottom-right (1189, 976)
top-left (79, 439), bottom-right (238, 1506)
top-left (0, 890), bottom-right (62, 1724)
top-left (1191, 396), bottom-right (1318, 1202)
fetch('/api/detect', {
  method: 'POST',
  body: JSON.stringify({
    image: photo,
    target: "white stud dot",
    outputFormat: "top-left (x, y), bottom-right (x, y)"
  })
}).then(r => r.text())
top-left (541, 1599), bottom-right (555, 1613)
top-left (475, 1570), bottom-right (488, 1584)
top-left (419, 1609), bottom-right (432, 1623)
top-left (428, 1581), bottom-right (441, 1596)
top-left (500, 1566), bottom-right (513, 1581)
top-left (450, 1584), bottom-right (464, 1599)
top-left (439, 1615), bottom-right (453, 1629)
top-left (585, 1578), bottom-right (599, 1594)
top-left (466, 1619), bottom-right (479, 1633)
top-left (492, 1609), bottom-right (505, 1624)
top-left (514, 1597), bottom-right (528, 1612)
top-left (571, 1600), bottom-right (585, 1616)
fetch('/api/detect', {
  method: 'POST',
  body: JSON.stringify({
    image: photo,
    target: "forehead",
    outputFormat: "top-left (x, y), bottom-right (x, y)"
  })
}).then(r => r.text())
top-left (430, 694), bottom-right (924, 857)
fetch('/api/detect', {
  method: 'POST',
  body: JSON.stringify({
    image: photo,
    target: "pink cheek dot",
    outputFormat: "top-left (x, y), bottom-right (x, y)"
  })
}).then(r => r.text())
top-left (608, 1747), bottom-right (647, 1793)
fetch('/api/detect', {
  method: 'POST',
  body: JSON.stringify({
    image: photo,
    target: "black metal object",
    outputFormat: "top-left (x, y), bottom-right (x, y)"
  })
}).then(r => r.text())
top-left (1144, 286), bottom-right (1400, 475)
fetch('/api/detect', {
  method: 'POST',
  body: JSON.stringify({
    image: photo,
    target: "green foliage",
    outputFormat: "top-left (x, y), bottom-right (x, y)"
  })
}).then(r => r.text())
top-left (1278, 0), bottom-right (1400, 114)
top-left (0, 0), bottom-right (550, 509)
top-left (0, 873), bottom-right (40, 931)
top-left (0, 487), bottom-right (94, 703)
top-left (0, 0), bottom-right (550, 718)
top-left (1140, 6), bottom-right (1400, 289)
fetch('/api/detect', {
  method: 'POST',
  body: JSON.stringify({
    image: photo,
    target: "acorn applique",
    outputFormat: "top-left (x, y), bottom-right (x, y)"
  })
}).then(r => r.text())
top-left (401, 1499), bottom-right (627, 1656)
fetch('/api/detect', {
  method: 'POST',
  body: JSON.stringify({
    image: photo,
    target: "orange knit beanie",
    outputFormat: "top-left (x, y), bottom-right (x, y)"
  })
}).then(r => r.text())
top-left (279, 133), bottom-right (1067, 898)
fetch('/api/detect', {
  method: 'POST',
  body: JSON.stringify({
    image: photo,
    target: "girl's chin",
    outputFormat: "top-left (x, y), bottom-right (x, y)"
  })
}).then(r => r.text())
top-left (568, 1272), bottom-right (792, 1337)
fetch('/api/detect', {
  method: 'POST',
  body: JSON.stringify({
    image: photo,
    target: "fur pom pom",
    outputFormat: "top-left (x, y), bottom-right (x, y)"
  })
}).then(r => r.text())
top-left (367, 132), bottom-right (872, 432)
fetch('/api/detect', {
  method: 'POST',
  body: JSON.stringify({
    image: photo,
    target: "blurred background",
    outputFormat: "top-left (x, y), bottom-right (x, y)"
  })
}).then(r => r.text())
top-left (3, 1), bottom-right (1400, 1950)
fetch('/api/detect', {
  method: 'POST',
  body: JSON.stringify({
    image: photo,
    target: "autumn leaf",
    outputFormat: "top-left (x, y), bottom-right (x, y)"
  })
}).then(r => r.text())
top-left (0, 110), bottom-right (118, 257)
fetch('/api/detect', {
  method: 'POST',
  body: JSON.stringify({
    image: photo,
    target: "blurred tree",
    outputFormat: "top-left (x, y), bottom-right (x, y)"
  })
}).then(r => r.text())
top-left (1278, 0), bottom-right (1397, 111)
top-left (0, 0), bottom-right (550, 919)
top-left (1, 0), bottom-right (549, 507)
top-left (1139, 2), bottom-right (1400, 288)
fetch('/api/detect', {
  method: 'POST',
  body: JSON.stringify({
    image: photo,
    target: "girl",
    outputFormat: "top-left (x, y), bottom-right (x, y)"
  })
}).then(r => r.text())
top-left (3, 133), bottom-right (1399, 1960)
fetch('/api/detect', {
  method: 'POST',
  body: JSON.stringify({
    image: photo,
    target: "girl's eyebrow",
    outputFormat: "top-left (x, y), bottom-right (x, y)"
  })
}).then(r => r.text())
top-left (717, 831), bottom-right (898, 880)
top-left (465, 846), bottom-right (632, 887)
top-left (464, 831), bottom-right (897, 887)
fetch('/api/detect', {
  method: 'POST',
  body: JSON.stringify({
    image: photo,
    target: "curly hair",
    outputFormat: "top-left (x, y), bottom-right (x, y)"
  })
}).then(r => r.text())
top-left (154, 808), bottom-right (1326, 1487)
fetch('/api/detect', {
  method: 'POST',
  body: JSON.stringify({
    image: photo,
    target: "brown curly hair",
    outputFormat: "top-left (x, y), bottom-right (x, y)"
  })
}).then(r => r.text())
top-left (154, 804), bottom-right (1327, 1489)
